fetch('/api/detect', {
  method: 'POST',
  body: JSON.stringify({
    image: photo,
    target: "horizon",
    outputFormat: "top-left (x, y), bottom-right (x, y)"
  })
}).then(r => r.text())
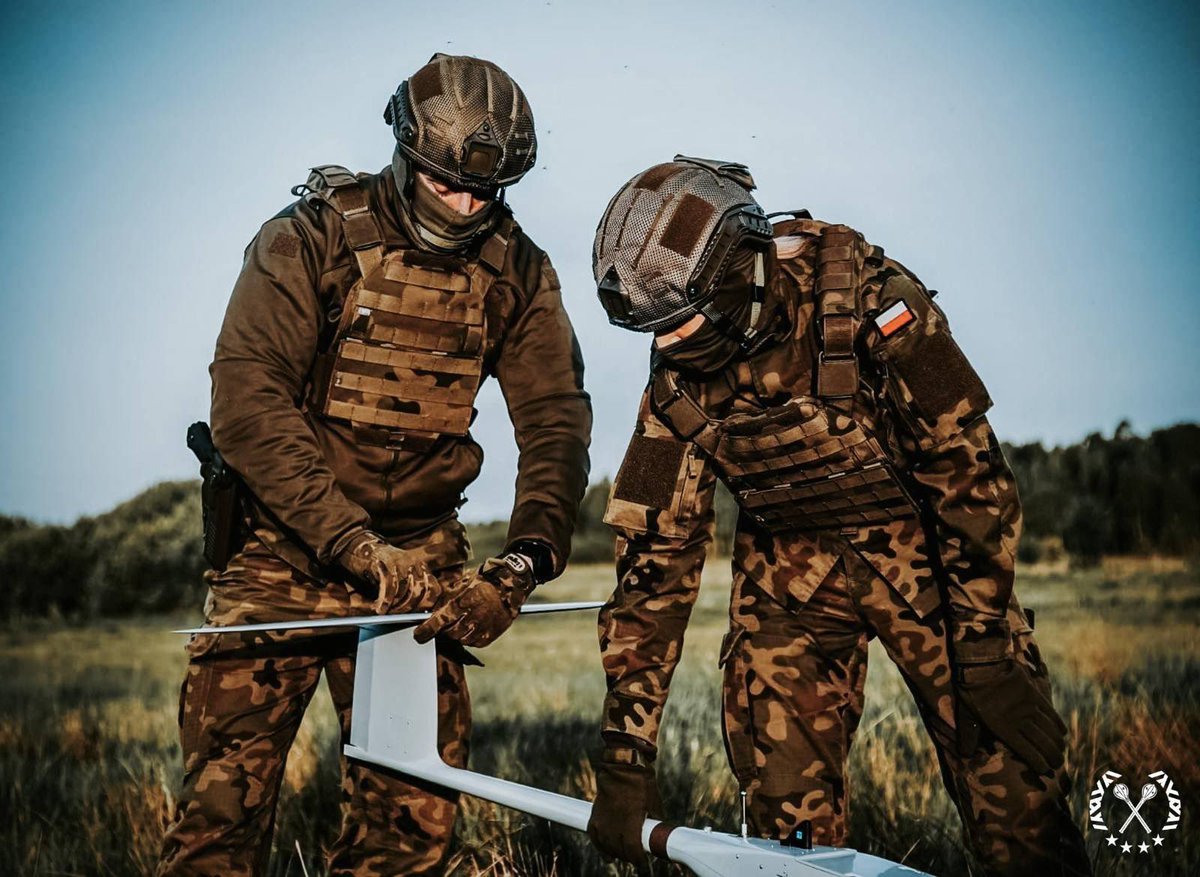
top-left (3, 417), bottom-right (1193, 528)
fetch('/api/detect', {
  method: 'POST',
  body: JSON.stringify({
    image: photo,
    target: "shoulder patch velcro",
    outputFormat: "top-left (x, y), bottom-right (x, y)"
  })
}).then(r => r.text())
top-left (268, 232), bottom-right (301, 258)
top-left (894, 330), bottom-right (989, 423)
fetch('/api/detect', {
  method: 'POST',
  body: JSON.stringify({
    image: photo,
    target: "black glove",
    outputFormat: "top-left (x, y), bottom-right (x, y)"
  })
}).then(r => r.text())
top-left (587, 743), bottom-right (662, 865)
top-left (955, 658), bottom-right (1067, 774)
top-left (413, 552), bottom-right (536, 648)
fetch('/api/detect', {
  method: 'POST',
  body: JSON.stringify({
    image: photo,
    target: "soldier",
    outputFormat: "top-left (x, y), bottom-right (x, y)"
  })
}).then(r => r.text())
top-left (157, 55), bottom-right (591, 876)
top-left (585, 157), bottom-right (1090, 876)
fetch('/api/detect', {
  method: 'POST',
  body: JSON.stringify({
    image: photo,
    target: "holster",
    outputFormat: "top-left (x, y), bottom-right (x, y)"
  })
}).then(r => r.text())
top-left (188, 421), bottom-right (247, 571)
top-left (199, 462), bottom-right (244, 571)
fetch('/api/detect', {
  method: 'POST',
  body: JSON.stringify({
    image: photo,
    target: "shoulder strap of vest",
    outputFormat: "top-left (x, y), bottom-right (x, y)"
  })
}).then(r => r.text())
top-left (305, 165), bottom-right (385, 279)
top-left (476, 212), bottom-right (515, 276)
top-left (814, 224), bottom-right (866, 399)
top-left (649, 369), bottom-right (721, 455)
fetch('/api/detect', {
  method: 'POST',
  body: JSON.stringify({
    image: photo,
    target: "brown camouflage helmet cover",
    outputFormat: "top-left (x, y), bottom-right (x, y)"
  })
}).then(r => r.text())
top-left (384, 54), bottom-right (537, 194)
top-left (592, 156), bottom-right (773, 333)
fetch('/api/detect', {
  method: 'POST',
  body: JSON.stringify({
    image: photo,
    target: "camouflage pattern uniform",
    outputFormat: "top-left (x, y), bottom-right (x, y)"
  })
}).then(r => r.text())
top-left (159, 166), bottom-right (591, 876)
top-left (598, 219), bottom-right (1090, 876)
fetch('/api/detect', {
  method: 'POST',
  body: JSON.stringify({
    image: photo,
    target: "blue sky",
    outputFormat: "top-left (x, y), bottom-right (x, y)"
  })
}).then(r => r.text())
top-left (0, 0), bottom-right (1196, 524)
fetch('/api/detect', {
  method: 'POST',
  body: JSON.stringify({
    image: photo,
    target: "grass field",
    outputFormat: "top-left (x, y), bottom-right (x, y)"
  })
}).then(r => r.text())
top-left (1, 558), bottom-right (1197, 876)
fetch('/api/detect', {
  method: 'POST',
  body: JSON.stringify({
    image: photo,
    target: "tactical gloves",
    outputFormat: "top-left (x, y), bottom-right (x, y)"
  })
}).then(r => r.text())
top-left (954, 657), bottom-right (1067, 775)
top-left (587, 742), bottom-right (662, 865)
top-left (413, 552), bottom-right (537, 648)
top-left (336, 531), bottom-right (437, 615)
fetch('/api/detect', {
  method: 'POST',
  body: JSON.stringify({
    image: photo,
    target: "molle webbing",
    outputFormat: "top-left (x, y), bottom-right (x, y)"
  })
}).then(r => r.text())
top-left (307, 166), bottom-right (512, 448)
top-left (320, 251), bottom-right (491, 444)
top-left (815, 225), bottom-right (864, 399)
top-left (717, 403), bottom-right (917, 531)
top-left (650, 370), bottom-right (916, 533)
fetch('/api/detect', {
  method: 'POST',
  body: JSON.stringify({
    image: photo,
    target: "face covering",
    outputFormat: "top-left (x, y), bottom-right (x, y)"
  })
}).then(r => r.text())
top-left (392, 148), bottom-right (496, 251)
top-left (657, 246), bottom-right (761, 376)
top-left (409, 174), bottom-right (497, 249)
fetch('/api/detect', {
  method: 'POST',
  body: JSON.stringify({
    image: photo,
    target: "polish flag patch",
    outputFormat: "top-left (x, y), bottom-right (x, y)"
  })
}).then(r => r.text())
top-left (875, 300), bottom-right (915, 337)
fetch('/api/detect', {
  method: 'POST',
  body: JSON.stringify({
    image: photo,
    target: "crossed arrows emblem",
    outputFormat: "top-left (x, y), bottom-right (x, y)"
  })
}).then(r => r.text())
top-left (1113, 782), bottom-right (1157, 833)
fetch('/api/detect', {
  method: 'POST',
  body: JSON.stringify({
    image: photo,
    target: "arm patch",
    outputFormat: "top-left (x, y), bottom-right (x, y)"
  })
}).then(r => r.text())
top-left (871, 274), bottom-right (992, 449)
top-left (891, 329), bottom-right (988, 424)
top-left (604, 425), bottom-right (704, 540)
top-left (612, 435), bottom-right (686, 510)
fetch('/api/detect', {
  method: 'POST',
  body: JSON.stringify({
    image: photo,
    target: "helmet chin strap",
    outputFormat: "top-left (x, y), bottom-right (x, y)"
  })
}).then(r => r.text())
top-left (697, 251), bottom-right (768, 354)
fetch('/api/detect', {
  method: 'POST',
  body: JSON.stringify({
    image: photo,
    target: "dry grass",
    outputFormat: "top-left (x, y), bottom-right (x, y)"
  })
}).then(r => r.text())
top-left (1, 560), bottom-right (1197, 876)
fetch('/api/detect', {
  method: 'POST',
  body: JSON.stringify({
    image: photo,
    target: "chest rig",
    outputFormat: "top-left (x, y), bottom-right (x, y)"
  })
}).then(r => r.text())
top-left (651, 223), bottom-right (918, 533)
top-left (305, 166), bottom-right (513, 451)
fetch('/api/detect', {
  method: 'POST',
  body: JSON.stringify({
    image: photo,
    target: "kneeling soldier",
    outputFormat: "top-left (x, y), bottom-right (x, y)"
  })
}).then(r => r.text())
top-left (585, 157), bottom-right (1088, 876)
top-left (158, 55), bottom-right (591, 876)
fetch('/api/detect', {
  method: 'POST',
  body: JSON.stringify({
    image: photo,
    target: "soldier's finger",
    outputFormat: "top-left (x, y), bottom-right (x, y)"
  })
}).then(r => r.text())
top-left (413, 606), bottom-right (454, 644)
top-left (446, 616), bottom-right (481, 646)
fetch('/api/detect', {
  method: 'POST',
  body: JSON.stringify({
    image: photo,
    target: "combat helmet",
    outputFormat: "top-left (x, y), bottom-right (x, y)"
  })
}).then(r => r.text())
top-left (385, 54), bottom-right (537, 196)
top-left (593, 156), bottom-right (773, 345)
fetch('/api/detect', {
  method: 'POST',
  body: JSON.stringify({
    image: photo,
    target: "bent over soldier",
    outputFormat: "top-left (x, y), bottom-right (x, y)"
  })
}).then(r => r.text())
top-left (157, 54), bottom-right (591, 877)
top-left (584, 157), bottom-right (1089, 876)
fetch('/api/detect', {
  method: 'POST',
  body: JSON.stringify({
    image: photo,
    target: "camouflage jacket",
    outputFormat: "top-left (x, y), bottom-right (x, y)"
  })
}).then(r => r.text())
top-left (598, 217), bottom-right (1022, 750)
top-left (210, 168), bottom-right (591, 579)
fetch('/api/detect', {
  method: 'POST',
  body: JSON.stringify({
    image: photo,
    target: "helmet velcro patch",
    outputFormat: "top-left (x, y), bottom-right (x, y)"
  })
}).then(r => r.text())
top-left (409, 63), bottom-right (444, 103)
top-left (633, 163), bottom-right (678, 192)
top-left (659, 193), bottom-right (714, 258)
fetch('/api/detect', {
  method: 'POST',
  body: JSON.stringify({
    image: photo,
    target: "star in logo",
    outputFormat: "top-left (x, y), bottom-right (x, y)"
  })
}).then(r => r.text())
top-left (1153, 835), bottom-right (1165, 846)
top-left (1121, 842), bottom-right (1132, 854)
top-left (1138, 843), bottom-right (1150, 853)
top-left (1106, 835), bottom-right (1117, 846)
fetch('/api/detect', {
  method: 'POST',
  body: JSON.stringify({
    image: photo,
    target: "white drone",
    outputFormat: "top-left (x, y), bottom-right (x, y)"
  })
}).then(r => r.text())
top-left (180, 604), bottom-right (928, 877)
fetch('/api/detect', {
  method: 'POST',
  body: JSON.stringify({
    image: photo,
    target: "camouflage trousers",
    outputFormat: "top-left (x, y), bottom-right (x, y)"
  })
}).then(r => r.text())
top-left (158, 521), bottom-right (471, 877)
top-left (721, 540), bottom-right (1091, 877)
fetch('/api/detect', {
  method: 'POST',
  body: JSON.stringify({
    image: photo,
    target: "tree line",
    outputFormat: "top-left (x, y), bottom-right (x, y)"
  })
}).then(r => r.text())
top-left (1, 421), bottom-right (1196, 621)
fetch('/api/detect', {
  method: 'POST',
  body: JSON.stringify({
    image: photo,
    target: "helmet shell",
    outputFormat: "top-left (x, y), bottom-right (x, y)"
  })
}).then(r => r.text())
top-left (592, 157), bottom-right (771, 333)
top-left (386, 54), bottom-right (537, 193)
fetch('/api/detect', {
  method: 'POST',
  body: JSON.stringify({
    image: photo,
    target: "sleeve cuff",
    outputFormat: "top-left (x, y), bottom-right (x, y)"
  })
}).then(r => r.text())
top-left (950, 617), bottom-right (1013, 664)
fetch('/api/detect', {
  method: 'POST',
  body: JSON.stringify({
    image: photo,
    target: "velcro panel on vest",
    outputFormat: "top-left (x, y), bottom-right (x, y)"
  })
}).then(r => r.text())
top-left (815, 226), bottom-right (863, 399)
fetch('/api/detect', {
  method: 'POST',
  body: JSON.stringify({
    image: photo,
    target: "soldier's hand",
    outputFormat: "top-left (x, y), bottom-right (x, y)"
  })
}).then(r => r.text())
top-left (336, 531), bottom-right (437, 615)
top-left (413, 553), bottom-right (535, 648)
top-left (954, 658), bottom-right (1068, 774)
top-left (587, 742), bottom-right (662, 865)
